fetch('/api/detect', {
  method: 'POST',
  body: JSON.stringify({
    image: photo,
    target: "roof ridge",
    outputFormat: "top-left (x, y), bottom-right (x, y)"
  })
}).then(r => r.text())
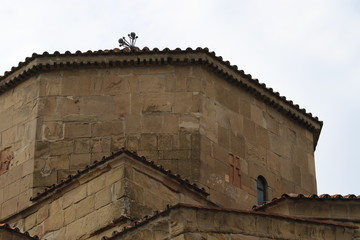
top-left (252, 193), bottom-right (360, 210)
top-left (30, 148), bottom-right (208, 201)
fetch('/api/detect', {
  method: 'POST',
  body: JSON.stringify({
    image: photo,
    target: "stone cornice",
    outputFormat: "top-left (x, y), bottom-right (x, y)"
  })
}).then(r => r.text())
top-left (0, 48), bottom-right (323, 148)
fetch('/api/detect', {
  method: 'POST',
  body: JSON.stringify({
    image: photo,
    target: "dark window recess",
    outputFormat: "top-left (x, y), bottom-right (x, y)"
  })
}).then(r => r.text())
top-left (257, 176), bottom-right (267, 205)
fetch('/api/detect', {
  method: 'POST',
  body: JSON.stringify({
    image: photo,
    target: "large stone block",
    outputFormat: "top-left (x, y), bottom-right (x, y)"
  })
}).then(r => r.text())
top-left (139, 134), bottom-right (157, 150)
top-left (174, 92), bottom-right (194, 113)
top-left (266, 151), bottom-right (281, 174)
top-left (139, 75), bottom-right (166, 93)
top-left (158, 135), bottom-right (173, 151)
top-left (39, 72), bottom-right (62, 96)
top-left (34, 141), bottom-right (49, 160)
top-left (69, 154), bottom-right (91, 170)
top-left (124, 115), bottom-right (141, 134)
top-left (111, 136), bottom-right (126, 151)
top-left (215, 86), bottom-right (239, 113)
top-left (61, 74), bottom-right (91, 96)
top-left (63, 184), bottom-right (87, 208)
top-left (125, 135), bottom-right (139, 151)
top-left (186, 76), bottom-right (202, 92)
top-left (243, 118), bottom-right (256, 143)
top-left (64, 123), bottom-right (91, 138)
top-left (37, 97), bottom-right (58, 119)
top-left (94, 186), bottom-right (112, 209)
top-left (1, 196), bottom-right (18, 218)
top-left (142, 114), bottom-right (163, 133)
top-left (64, 218), bottom-right (85, 240)
top-left (279, 157), bottom-right (293, 182)
top-left (130, 92), bottom-right (142, 115)
top-left (264, 112), bottom-right (280, 135)
top-left (230, 133), bottom-right (245, 158)
top-left (101, 75), bottom-right (131, 95)
top-left (64, 204), bottom-right (76, 225)
top-left (163, 114), bottom-right (179, 134)
top-left (42, 122), bottom-right (64, 140)
top-left (80, 96), bottom-right (115, 115)
top-left (90, 138), bottom-right (111, 154)
top-left (58, 97), bottom-right (81, 117)
top-left (91, 121), bottom-right (124, 137)
top-left (113, 94), bottom-right (131, 116)
top-left (74, 139), bottom-right (90, 154)
top-left (255, 125), bottom-right (269, 149)
top-left (75, 195), bottom-right (95, 219)
top-left (246, 143), bottom-right (266, 168)
top-left (250, 105), bottom-right (265, 128)
top-left (50, 140), bottom-right (74, 156)
top-left (142, 93), bottom-right (173, 113)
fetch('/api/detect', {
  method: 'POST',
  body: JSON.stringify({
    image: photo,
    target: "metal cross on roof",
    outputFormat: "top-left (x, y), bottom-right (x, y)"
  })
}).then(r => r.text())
top-left (118, 32), bottom-right (138, 48)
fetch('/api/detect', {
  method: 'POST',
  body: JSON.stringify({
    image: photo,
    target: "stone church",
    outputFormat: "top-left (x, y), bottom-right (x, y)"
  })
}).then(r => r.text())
top-left (0, 35), bottom-right (358, 239)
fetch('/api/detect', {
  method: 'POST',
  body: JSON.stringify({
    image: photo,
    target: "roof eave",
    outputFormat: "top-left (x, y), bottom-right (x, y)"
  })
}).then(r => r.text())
top-left (0, 48), bottom-right (323, 146)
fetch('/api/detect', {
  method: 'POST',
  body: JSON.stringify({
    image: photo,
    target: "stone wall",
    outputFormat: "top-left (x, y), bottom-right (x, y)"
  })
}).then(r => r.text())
top-left (34, 65), bottom-right (202, 189)
top-left (30, 63), bottom-right (317, 208)
top-left (0, 59), bottom-right (319, 217)
top-left (5, 154), bottom-right (212, 240)
top-left (0, 76), bottom-right (39, 219)
top-left (8, 161), bottom-right (125, 240)
top-left (198, 67), bottom-right (317, 208)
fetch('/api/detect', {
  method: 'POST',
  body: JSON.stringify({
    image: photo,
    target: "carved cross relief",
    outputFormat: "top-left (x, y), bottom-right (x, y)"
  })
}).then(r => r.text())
top-left (0, 147), bottom-right (14, 175)
top-left (229, 154), bottom-right (241, 188)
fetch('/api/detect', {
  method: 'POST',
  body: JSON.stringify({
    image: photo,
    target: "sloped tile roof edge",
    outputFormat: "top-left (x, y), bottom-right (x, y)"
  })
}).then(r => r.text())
top-left (0, 47), bottom-right (322, 148)
top-left (30, 148), bottom-right (209, 202)
top-left (101, 203), bottom-right (358, 240)
top-left (252, 193), bottom-right (360, 211)
top-left (0, 223), bottom-right (39, 239)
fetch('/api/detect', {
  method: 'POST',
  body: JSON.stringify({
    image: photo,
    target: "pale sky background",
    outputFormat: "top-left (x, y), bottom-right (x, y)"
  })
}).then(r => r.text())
top-left (0, 0), bottom-right (359, 195)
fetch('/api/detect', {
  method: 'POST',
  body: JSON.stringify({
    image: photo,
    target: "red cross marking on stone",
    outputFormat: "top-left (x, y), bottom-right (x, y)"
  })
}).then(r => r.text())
top-left (229, 154), bottom-right (241, 188)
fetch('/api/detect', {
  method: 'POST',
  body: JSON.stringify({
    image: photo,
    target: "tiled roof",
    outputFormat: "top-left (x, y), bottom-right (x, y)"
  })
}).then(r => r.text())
top-left (0, 223), bottom-right (39, 239)
top-left (0, 47), bottom-right (322, 144)
top-left (30, 148), bottom-right (209, 201)
top-left (253, 193), bottom-right (360, 211)
top-left (101, 205), bottom-right (172, 240)
top-left (101, 203), bottom-right (358, 240)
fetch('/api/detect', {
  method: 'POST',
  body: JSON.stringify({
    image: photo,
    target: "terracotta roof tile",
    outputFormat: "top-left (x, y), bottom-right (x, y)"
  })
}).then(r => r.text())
top-left (252, 193), bottom-right (360, 211)
top-left (0, 223), bottom-right (39, 239)
top-left (30, 148), bottom-right (209, 201)
top-left (0, 47), bottom-right (322, 128)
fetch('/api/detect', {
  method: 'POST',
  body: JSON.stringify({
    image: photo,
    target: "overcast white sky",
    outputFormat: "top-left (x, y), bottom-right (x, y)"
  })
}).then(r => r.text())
top-left (1, 0), bottom-right (359, 195)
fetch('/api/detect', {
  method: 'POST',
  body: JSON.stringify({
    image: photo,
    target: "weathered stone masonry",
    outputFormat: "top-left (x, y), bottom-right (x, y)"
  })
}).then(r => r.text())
top-left (0, 47), bottom-right (328, 240)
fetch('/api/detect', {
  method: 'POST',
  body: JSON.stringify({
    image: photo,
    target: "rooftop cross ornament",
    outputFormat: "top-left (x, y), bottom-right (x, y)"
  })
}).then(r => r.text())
top-left (118, 32), bottom-right (138, 49)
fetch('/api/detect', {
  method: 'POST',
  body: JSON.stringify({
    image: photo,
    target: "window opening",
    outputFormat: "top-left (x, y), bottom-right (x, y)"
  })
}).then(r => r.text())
top-left (257, 176), bottom-right (267, 205)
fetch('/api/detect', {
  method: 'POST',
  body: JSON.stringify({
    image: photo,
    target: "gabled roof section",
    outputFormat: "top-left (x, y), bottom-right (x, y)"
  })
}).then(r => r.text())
top-left (0, 47), bottom-right (323, 147)
top-left (252, 193), bottom-right (360, 211)
top-left (30, 148), bottom-right (209, 201)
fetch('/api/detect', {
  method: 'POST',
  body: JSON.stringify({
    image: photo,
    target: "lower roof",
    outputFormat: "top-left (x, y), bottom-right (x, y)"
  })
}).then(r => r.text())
top-left (102, 203), bottom-right (357, 240)
top-left (253, 193), bottom-right (360, 211)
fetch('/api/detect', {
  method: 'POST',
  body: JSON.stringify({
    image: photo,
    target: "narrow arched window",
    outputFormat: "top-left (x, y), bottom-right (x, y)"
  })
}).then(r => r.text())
top-left (257, 176), bottom-right (267, 205)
